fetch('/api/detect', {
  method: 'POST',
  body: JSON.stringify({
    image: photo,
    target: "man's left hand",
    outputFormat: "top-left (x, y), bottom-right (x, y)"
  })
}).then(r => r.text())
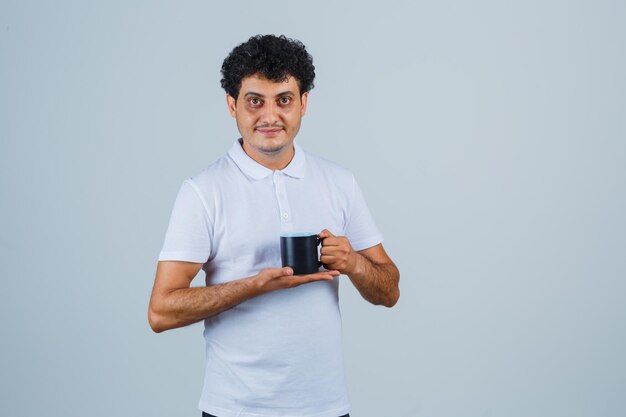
top-left (318, 229), bottom-right (359, 275)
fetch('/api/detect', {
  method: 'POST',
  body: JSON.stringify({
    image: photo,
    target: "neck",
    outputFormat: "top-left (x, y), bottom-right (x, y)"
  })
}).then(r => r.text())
top-left (241, 141), bottom-right (295, 171)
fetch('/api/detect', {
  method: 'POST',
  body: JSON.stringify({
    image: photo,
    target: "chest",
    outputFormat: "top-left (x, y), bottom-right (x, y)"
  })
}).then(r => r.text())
top-left (211, 173), bottom-right (349, 273)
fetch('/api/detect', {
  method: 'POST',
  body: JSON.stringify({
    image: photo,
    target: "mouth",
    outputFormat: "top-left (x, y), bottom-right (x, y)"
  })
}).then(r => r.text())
top-left (255, 127), bottom-right (284, 137)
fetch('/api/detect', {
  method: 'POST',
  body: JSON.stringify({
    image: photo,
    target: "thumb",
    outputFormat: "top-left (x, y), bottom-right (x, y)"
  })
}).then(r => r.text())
top-left (318, 229), bottom-right (335, 239)
top-left (262, 267), bottom-right (294, 278)
top-left (279, 266), bottom-right (294, 276)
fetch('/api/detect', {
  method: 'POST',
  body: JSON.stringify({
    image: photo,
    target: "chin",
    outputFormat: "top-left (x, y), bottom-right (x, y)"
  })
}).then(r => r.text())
top-left (258, 144), bottom-right (288, 155)
top-left (254, 138), bottom-right (291, 153)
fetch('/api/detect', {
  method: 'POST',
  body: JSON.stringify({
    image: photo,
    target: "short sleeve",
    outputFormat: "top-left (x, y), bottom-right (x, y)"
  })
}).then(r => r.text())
top-left (344, 176), bottom-right (384, 251)
top-left (158, 179), bottom-right (212, 263)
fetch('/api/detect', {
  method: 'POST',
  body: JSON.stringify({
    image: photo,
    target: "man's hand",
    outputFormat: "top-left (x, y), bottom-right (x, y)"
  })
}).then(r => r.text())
top-left (318, 229), bottom-right (359, 275)
top-left (149, 262), bottom-right (340, 333)
top-left (318, 229), bottom-right (400, 307)
top-left (254, 266), bottom-right (340, 293)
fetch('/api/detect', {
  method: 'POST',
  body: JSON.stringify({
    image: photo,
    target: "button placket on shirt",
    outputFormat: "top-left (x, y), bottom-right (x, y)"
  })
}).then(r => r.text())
top-left (273, 171), bottom-right (293, 233)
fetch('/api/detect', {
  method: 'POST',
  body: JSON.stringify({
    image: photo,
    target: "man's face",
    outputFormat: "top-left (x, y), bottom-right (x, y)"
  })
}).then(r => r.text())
top-left (227, 73), bottom-right (308, 161)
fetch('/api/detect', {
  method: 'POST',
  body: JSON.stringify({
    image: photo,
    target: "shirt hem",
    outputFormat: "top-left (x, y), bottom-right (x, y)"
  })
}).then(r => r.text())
top-left (158, 250), bottom-right (207, 263)
top-left (350, 235), bottom-right (384, 252)
top-left (199, 400), bottom-right (350, 417)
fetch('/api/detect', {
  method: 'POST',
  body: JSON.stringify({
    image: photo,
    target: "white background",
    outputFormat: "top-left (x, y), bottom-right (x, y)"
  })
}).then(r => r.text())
top-left (1, 1), bottom-right (625, 416)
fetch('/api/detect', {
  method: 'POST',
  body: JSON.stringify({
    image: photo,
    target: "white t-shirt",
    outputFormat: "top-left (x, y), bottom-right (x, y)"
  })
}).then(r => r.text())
top-left (159, 139), bottom-right (383, 417)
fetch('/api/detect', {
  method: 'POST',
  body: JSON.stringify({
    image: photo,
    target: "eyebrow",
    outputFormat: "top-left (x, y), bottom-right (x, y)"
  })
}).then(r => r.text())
top-left (243, 90), bottom-right (295, 98)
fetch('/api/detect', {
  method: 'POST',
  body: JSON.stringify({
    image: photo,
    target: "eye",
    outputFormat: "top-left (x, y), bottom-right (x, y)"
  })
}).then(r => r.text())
top-left (248, 97), bottom-right (262, 106)
top-left (278, 97), bottom-right (292, 105)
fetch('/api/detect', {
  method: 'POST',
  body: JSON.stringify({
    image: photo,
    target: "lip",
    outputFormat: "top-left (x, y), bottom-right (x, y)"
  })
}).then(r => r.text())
top-left (256, 128), bottom-right (283, 137)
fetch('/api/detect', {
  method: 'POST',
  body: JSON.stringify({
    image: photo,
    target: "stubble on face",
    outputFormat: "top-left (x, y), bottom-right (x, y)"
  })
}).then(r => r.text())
top-left (228, 74), bottom-right (308, 169)
top-left (238, 118), bottom-right (289, 155)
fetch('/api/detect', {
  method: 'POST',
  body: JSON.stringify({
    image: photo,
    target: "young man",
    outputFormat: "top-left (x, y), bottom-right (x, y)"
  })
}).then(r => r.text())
top-left (149, 34), bottom-right (400, 417)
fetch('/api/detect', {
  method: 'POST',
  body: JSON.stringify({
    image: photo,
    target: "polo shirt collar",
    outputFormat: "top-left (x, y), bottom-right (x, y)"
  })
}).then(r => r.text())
top-left (228, 138), bottom-right (307, 180)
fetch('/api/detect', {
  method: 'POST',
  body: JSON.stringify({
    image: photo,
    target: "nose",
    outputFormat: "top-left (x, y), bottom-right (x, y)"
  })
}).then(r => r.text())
top-left (260, 101), bottom-right (280, 125)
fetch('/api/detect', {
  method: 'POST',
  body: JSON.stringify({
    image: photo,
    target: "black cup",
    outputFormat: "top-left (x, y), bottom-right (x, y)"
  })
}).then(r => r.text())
top-left (280, 233), bottom-right (322, 275)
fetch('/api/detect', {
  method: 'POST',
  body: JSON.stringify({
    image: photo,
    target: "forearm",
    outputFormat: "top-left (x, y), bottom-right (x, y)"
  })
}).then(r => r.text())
top-left (149, 265), bottom-right (339, 333)
top-left (347, 254), bottom-right (400, 307)
top-left (149, 276), bottom-right (261, 332)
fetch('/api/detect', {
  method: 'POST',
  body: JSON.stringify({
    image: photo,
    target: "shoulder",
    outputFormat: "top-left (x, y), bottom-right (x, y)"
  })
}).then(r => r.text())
top-left (186, 152), bottom-right (234, 189)
top-left (303, 148), bottom-right (355, 183)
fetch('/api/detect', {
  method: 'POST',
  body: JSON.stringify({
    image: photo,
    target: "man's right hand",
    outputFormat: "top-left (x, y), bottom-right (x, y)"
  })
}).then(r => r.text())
top-left (254, 267), bottom-right (340, 293)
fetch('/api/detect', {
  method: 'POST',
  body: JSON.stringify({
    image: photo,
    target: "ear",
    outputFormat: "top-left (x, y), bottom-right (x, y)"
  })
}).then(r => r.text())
top-left (300, 92), bottom-right (309, 117)
top-left (226, 95), bottom-right (237, 117)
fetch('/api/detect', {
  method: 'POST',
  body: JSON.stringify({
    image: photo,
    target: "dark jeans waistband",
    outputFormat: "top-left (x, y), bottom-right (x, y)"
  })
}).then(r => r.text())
top-left (202, 413), bottom-right (349, 417)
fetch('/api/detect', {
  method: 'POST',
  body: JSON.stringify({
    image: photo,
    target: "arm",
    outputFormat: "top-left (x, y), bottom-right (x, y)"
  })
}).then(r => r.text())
top-left (148, 261), bottom-right (340, 333)
top-left (319, 229), bottom-right (400, 307)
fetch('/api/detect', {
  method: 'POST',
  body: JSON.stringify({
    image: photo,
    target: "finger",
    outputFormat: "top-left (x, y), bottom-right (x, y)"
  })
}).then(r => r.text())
top-left (316, 272), bottom-right (339, 280)
top-left (320, 254), bottom-right (341, 265)
top-left (320, 244), bottom-right (341, 253)
top-left (320, 237), bottom-right (343, 247)
top-left (272, 267), bottom-right (293, 277)
top-left (301, 270), bottom-right (340, 279)
top-left (290, 273), bottom-right (334, 285)
top-left (320, 246), bottom-right (348, 257)
top-left (318, 229), bottom-right (335, 239)
top-left (300, 270), bottom-right (339, 278)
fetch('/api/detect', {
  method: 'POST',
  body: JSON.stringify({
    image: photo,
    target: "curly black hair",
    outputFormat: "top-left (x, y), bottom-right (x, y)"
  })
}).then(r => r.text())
top-left (220, 34), bottom-right (315, 99)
